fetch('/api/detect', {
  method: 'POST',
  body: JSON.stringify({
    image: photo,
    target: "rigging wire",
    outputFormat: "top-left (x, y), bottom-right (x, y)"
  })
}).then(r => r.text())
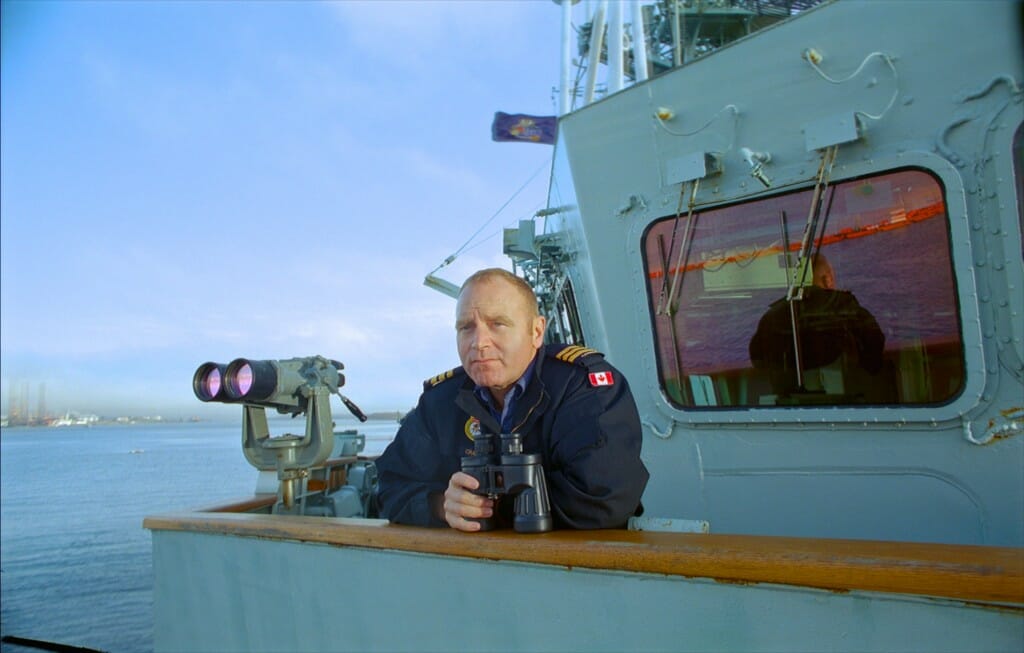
top-left (427, 161), bottom-right (549, 276)
top-left (457, 197), bottom-right (549, 256)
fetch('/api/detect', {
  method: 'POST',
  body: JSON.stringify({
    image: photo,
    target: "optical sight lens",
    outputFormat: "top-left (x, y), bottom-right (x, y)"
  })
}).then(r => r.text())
top-left (205, 369), bottom-right (222, 397)
top-left (234, 363), bottom-right (253, 396)
top-left (192, 362), bottom-right (226, 401)
top-left (224, 358), bottom-right (278, 401)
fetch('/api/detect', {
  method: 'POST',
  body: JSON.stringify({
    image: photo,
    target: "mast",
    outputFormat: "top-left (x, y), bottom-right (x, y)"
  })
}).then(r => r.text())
top-left (568, 0), bottom-right (822, 111)
top-left (558, 0), bottom-right (575, 115)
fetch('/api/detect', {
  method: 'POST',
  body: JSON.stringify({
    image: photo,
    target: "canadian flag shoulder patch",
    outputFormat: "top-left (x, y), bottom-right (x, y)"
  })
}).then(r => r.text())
top-left (589, 371), bottom-right (614, 387)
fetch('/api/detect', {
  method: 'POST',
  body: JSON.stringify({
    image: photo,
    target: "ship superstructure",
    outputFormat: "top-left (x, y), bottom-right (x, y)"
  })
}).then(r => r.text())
top-left (146, 2), bottom-right (1023, 650)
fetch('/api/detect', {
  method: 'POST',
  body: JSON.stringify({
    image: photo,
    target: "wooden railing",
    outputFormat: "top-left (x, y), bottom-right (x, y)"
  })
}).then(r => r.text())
top-left (144, 497), bottom-right (1024, 607)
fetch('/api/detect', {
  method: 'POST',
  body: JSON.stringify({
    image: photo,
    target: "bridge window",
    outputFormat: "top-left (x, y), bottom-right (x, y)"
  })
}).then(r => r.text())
top-left (643, 168), bottom-right (964, 408)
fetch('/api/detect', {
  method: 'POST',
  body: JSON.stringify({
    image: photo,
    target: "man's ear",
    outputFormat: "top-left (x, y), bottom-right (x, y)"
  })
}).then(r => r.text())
top-left (533, 315), bottom-right (547, 346)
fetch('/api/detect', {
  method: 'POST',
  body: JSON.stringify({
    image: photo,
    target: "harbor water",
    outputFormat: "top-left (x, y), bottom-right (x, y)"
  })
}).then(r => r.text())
top-left (0, 417), bottom-right (398, 653)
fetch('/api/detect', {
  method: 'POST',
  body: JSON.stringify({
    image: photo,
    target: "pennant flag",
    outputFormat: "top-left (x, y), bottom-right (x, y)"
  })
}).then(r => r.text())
top-left (491, 112), bottom-right (557, 144)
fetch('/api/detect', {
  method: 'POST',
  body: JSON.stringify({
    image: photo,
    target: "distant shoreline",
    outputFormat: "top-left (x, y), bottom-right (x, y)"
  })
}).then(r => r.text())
top-left (364, 411), bottom-right (406, 422)
top-left (1, 410), bottom-right (408, 429)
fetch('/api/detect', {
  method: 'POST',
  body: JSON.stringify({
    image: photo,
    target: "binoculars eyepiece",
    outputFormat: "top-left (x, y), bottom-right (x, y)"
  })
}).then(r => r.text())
top-left (460, 432), bottom-right (553, 533)
top-left (193, 356), bottom-right (345, 413)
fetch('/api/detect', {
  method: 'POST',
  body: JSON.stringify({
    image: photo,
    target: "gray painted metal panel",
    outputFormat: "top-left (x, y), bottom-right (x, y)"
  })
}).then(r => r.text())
top-left (546, 0), bottom-right (1024, 546)
top-left (150, 2), bottom-right (1024, 651)
top-left (152, 530), bottom-right (1023, 652)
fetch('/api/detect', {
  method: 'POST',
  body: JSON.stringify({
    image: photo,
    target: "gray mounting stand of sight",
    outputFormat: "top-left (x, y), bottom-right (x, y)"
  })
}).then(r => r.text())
top-left (193, 355), bottom-right (368, 515)
top-left (241, 386), bottom-right (334, 514)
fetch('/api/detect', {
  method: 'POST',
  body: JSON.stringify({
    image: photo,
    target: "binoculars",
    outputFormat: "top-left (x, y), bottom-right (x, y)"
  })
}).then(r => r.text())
top-left (460, 432), bottom-right (553, 533)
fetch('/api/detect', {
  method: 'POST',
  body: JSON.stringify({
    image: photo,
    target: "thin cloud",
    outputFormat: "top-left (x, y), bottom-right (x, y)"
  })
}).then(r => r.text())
top-left (0, 0), bottom-right (561, 417)
top-left (326, 0), bottom-right (534, 69)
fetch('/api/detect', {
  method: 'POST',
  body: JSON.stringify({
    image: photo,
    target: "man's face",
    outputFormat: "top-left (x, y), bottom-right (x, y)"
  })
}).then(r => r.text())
top-left (456, 277), bottom-right (546, 399)
top-left (813, 262), bottom-right (835, 290)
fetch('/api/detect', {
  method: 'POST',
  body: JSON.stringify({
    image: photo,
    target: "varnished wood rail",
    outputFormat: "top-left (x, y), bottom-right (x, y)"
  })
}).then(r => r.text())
top-left (144, 497), bottom-right (1024, 607)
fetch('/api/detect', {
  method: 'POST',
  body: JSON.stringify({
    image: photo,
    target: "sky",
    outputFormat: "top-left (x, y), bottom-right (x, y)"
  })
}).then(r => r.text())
top-left (0, 0), bottom-right (566, 419)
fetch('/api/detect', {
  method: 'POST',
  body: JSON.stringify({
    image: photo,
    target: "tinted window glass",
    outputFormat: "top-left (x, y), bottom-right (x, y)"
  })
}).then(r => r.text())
top-left (643, 169), bottom-right (963, 407)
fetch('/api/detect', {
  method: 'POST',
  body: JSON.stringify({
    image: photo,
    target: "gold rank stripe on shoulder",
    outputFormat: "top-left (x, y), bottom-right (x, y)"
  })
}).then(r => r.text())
top-left (555, 345), bottom-right (600, 364)
top-left (426, 369), bottom-right (456, 387)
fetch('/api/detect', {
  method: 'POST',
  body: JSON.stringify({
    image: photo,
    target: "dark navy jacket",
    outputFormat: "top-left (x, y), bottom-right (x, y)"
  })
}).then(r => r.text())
top-left (749, 287), bottom-right (885, 396)
top-left (375, 344), bottom-right (649, 529)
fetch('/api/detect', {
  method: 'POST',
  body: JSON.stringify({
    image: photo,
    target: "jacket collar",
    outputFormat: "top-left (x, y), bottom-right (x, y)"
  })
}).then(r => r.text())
top-left (454, 349), bottom-right (550, 436)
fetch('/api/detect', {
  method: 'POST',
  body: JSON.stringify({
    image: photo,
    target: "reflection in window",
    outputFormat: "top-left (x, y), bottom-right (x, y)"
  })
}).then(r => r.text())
top-left (643, 169), bottom-right (964, 408)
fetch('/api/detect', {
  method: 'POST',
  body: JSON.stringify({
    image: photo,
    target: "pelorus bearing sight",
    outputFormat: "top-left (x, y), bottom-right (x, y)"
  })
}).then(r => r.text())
top-left (193, 355), bottom-right (373, 516)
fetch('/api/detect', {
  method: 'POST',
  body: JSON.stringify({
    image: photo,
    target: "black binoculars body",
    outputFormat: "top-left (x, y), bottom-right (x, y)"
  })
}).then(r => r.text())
top-left (460, 432), bottom-right (553, 533)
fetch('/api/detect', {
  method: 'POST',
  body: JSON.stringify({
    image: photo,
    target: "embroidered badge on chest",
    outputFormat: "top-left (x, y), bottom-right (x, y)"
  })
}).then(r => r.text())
top-left (464, 417), bottom-right (481, 441)
top-left (589, 371), bottom-right (615, 387)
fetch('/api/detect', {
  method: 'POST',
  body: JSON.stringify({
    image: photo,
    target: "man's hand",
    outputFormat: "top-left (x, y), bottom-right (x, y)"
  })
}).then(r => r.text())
top-left (442, 471), bottom-right (494, 532)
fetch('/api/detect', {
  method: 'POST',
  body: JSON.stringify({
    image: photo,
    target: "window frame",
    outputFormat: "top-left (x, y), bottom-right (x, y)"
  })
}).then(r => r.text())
top-left (635, 152), bottom-right (987, 425)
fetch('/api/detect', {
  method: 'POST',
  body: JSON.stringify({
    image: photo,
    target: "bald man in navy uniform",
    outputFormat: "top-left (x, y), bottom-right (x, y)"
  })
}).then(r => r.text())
top-left (375, 268), bottom-right (648, 531)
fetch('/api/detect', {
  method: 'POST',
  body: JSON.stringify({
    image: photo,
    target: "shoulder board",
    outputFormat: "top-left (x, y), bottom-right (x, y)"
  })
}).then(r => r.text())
top-left (423, 367), bottom-right (465, 390)
top-left (547, 344), bottom-right (605, 366)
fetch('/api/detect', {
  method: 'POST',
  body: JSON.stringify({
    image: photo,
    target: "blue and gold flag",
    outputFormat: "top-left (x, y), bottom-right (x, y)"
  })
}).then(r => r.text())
top-left (491, 112), bottom-right (557, 144)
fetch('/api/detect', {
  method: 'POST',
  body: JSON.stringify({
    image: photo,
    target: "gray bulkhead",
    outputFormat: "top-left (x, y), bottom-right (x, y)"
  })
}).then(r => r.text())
top-left (542, 0), bottom-right (1023, 545)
